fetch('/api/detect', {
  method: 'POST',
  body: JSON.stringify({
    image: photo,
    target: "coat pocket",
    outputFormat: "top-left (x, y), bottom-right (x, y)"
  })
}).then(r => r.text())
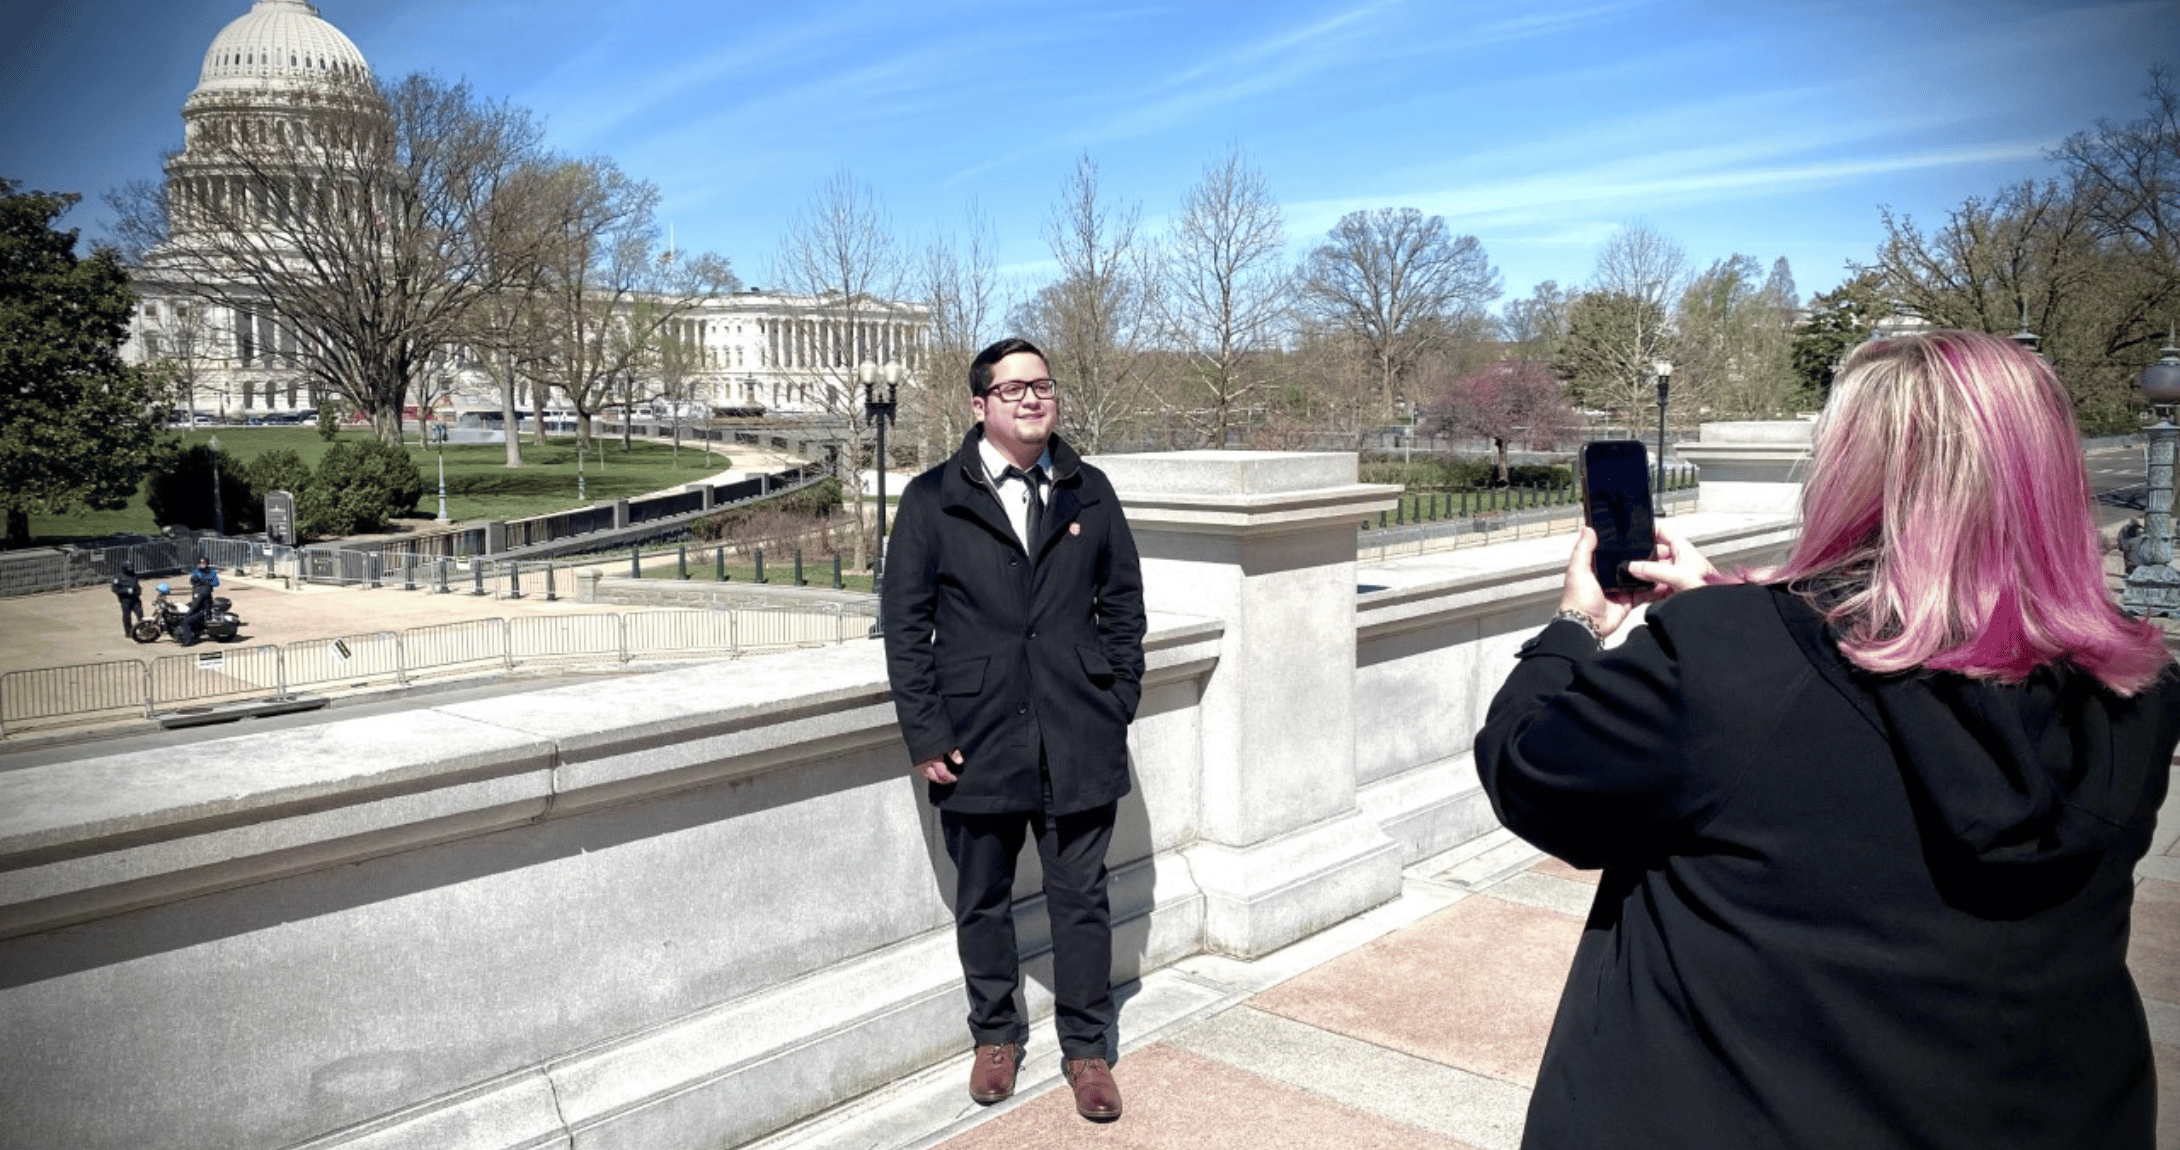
top-left (938, 656), bottom-right (987, 696)
top-left (1074, 646), bottom-right (1115, 687)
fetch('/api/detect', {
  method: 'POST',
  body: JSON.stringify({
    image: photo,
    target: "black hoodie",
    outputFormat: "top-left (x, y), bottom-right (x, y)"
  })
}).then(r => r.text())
top-left (1479, 581), bottom-right (2180, 1150)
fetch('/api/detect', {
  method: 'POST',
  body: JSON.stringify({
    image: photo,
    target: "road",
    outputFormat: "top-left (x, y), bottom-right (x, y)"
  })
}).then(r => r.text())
top-left (2090, 443), bottom-right (2153, 533)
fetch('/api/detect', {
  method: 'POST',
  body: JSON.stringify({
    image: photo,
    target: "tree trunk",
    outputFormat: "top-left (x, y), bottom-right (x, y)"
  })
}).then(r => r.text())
top-left (1494, 437), bottom-right (1510, 485)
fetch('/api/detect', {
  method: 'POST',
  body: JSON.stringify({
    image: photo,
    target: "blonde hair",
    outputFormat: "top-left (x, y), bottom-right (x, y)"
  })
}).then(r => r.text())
top-left (1765, 330), bottom-right (2169, 694)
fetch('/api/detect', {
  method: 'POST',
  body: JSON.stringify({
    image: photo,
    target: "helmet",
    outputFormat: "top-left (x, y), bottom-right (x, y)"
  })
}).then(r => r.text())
top-left (156, 583), bottom-right (170, 594)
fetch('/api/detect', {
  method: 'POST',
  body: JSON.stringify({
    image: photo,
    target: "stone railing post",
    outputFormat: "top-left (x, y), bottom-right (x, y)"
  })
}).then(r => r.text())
top-left (1098, 450), bottom-right (1403, 958)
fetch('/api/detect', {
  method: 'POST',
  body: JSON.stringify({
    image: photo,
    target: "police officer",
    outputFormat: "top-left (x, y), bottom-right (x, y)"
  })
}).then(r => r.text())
top-left (111, 564), bottom-right (143, 638)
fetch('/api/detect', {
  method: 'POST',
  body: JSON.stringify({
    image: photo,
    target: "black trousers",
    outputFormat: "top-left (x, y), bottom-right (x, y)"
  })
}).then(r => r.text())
top-left (940, 795), bottom-right (1117, 1060)
top-left (118, 596), bottom-right (142, 637)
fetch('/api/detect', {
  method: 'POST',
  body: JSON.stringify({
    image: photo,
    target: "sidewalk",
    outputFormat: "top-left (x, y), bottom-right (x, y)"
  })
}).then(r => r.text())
top-left (757, 784), bottom-right (2180, 1150)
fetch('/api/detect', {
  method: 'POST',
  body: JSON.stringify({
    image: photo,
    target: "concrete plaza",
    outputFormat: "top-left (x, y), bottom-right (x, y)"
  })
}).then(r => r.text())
top-left (754, 810), bottom-right (2180, 1150)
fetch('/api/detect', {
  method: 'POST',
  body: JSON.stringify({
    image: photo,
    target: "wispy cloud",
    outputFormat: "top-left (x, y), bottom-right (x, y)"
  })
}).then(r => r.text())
top-left (1285, 139), bottom-right (2053, 240)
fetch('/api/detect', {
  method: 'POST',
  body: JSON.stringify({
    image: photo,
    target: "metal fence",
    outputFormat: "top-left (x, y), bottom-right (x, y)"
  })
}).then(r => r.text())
top-left (0, 538), bottom-right (194, 597)
top-left (1357, 480), bottom-right (1702, 563)
top-left (0, 604), bottom-right (869, 738)
top-left (0, 660), bottom-right (149, 728)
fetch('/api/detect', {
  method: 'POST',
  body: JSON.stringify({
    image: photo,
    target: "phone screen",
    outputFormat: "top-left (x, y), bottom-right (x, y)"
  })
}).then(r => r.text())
top-left (1581, 440), bottom-right (1656, 592)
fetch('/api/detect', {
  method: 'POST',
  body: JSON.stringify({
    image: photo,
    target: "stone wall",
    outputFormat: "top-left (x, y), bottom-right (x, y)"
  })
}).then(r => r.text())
top-left (0, 454), bottom-right (1795, 1150)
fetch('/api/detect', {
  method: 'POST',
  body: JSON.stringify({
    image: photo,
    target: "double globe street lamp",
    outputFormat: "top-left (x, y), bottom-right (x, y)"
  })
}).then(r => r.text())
top-left (860, 358), bottom-right (904, 637)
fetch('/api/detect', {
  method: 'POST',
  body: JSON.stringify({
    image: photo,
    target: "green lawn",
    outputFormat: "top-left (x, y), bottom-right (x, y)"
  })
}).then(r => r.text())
top-left (21, 427), bottom-right (744, 546)
top-left (625, 545), bottom-right (876, 593)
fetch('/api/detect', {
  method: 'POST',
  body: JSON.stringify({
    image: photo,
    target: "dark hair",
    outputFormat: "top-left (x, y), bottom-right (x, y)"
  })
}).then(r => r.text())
top-left (968, 337), bottom-right (1045, 397)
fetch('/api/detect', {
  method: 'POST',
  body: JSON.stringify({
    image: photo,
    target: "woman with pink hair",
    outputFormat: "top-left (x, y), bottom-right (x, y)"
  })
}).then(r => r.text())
top-left (1478, 330), bottom-right (2178, 1149)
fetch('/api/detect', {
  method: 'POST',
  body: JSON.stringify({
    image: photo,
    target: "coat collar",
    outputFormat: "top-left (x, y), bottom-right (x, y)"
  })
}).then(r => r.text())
top-left (941, 425), bottom-right (1087, 558)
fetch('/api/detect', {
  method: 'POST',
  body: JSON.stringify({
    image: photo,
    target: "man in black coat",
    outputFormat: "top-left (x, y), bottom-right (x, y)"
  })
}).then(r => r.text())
top-left (882, 337), bottom-right (1146, 1122)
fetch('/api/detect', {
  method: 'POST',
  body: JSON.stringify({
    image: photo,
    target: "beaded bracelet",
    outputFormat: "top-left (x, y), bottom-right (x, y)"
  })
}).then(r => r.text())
top-left (1552, 609), bottom-right (1605, 647)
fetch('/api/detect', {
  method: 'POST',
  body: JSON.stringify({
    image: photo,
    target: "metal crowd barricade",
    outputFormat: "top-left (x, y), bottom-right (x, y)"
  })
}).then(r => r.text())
top-left (624, 610), bottom-right (738, 660)
top-left (0, 551), bottom-right (80, 597)
top-left (1, 606), bottom-right (884, 736)
top-left (281, 631), bottom-right (404, 695)
top-left (299, 547), bottom-right (386, 588)
top-left (733, 605), bottom-right (848, 651)
top-left (498, 561), bottom-right (577, 602)
top-left (0, 661), bottom-right (152, 735)
top-left (148, 645), bottom-right (285, 711)
top-left (399, 619), bottom-right (511, 682)
top-left (507, 614), bottom-right (624, 665)
top-left (196, 537), bottom-right (261, 576)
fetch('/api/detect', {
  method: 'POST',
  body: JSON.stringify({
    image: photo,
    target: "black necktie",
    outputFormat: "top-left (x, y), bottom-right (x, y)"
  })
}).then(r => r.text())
top-left (1005, 465), bottom-right (1045, 550)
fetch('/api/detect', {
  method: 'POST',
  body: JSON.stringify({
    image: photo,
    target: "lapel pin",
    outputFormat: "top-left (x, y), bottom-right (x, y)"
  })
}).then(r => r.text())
top-left (1068, 522), bottom-right (1081, 536)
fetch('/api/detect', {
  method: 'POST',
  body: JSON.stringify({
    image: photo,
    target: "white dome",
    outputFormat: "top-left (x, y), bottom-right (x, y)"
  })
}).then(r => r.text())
top-left (192, 0), bottom-right (372, 97)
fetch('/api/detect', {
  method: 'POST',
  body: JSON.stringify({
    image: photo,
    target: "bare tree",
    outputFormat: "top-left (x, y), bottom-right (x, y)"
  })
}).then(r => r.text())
top-left (1158, 145), bottom-right (1293, 447)
top-left (1300, 206), bottom-right (1502, 417)
top-left (1591, 221), bottom-right (1689, 305)
top-left (1550, 223), bottom-right (1686, 419)
top-left (1021, 153), bottom-right (1159, 454)
top-left (139, 295), bottom-right (215, 420)
top-left (1673, 254), bottom-right (1800, 418)
top-left (1500, 280), bottom-right (1573, 365)
top-left (461, 155), bottom-right (601, 467)
top-left (110, 72), bottom-right (549, 444)
top-left (771, 168), bottom-right (908, 572)
top-left (912, 203), bottom-right (1003, 469)
top-left (1868, 180), bottom-right (2131, 424)
top-left (2055, 64), bottom-right (2180, 352)
top-left (528, 157), bottom-right (734, 458)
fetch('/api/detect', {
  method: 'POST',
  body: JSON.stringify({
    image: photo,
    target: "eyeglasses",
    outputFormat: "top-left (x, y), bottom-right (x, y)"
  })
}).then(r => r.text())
top-left (982, 378), bottom-right (1058, 403)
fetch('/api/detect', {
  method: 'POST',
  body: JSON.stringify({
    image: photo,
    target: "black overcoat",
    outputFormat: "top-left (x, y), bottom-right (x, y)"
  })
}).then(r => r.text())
top-left (1477, 582), bottom-right (2180, 1150)
top-left (882, 427), bottom-right (1146, 815)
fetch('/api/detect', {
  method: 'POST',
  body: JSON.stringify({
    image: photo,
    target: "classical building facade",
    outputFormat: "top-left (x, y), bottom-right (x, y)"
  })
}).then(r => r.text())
top-left (122, 0), bottom-right (925, 422)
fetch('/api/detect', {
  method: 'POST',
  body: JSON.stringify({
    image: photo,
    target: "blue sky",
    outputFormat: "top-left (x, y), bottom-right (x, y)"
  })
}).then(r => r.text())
top-left (2, 0), bottom-right (2172, 314)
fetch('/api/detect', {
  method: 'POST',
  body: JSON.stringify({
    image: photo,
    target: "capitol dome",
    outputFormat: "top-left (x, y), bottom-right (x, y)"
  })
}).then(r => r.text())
top-left (191, 0), bottom-right (372, 98)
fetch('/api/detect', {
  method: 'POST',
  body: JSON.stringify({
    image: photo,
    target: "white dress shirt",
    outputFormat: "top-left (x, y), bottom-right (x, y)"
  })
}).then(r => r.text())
top-left (976, 436), bottom-right (1052, 550)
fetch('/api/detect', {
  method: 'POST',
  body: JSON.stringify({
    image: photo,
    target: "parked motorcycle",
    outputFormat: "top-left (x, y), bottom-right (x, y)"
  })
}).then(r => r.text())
top-left (133, 586), bottom-right (243, 645)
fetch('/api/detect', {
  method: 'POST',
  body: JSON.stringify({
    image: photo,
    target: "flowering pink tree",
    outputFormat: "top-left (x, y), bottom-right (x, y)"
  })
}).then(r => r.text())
top-left (1423, 360), bottom-right (1575, 484)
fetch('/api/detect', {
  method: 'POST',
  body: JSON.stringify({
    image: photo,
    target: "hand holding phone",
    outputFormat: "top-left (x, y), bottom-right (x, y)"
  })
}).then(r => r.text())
top-left (1580, 440), bottom-right (1656, 593)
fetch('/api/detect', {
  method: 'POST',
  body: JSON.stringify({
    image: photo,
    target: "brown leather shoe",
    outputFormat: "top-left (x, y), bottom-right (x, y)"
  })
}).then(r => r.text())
top-left (968, 1042), bottom-right (1022, 1104)
top-left (1063, 1057), bottom-right (1122, 1121)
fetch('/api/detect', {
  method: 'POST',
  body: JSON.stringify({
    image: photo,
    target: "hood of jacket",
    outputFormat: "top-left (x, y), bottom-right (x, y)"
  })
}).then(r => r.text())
top-left (1778, 588), bottom-right (2179, 910)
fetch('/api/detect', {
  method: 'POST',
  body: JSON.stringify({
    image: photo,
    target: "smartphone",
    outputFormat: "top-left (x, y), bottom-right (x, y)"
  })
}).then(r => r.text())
top-left (1580, 440), bottom-right (1656, 592)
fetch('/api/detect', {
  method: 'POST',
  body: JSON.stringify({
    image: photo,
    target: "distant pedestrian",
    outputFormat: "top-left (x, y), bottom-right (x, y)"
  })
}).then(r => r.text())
top-left (110, 564), bottom-right (142, 638)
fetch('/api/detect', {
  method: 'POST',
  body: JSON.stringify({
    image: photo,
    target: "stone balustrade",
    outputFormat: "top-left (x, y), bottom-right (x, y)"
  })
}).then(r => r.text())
top-left (0, 452), bottom-right (1797, 1150)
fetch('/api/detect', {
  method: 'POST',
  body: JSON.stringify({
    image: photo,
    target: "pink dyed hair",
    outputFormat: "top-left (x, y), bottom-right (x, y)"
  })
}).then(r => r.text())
top-left (1765, 329), bottom-right (2170, 694)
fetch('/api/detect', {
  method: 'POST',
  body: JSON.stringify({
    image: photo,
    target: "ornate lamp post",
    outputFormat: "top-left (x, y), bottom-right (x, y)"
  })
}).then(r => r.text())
top-left (207, 433), bottom-right (225, 535)
top-left (431, 406), bottom-right (449, 523)
top-left (860, 358), bottom-right (903, 636)
top-left (2124, 328), bottom-right (2180, 618)
top-left (1652, 359), bottom-right (1673, 495)
top-left (2009, 301), bottom-right (2043, 359)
